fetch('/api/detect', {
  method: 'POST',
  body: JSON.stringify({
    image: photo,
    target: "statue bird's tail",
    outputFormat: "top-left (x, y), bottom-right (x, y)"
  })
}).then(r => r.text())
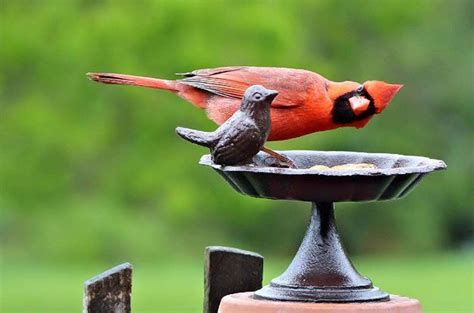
top-left (175, 127), bottom-right (215, 147)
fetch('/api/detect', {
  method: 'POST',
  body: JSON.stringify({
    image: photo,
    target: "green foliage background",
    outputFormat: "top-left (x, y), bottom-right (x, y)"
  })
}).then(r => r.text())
top-left (1, 0), bottom-right (472, 265)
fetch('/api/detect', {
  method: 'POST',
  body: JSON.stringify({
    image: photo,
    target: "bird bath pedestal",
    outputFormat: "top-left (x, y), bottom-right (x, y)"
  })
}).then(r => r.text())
top-left (200, 150), bottom-right (446, 313)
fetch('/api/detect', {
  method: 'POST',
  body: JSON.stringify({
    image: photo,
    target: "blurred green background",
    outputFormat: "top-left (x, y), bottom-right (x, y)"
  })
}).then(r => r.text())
top-left (1, 0), bottom-right (472, 312)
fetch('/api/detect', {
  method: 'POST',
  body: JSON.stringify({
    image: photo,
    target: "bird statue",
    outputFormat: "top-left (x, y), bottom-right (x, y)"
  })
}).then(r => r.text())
top-left (176, 85), bottom-right (280, 166)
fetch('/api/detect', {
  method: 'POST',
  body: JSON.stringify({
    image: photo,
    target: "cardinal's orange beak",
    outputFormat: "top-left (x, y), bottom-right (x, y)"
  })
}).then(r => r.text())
top-left (364, 81), bottom-right (403, 113)
top-left (349, 96), bottom-right (371, 116)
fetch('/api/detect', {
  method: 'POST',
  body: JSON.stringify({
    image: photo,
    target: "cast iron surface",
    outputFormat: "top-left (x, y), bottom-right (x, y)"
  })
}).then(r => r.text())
top-left (255, 202), bottom-right (388, 302)
top-left (176, 85), bottom-right (277, 166)
top-left (199, 150), bottom-right (446, 202)
top-left (200, 150), bottom-right (446, 303)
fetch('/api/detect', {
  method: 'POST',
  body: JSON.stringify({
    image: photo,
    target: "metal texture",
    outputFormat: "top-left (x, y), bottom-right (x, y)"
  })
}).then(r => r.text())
top-left (199, 150), bottom-right (446, 202)
top-left (256, 202), bottom-right (388, 302)
top-left (83, 263), bottom-right (132, 313)
top-left (204, 246), bottom-right (263, 313)
top-left (176, 85), bottom-right (277, 166)
top-left (200, 150), bottom-right (446, 303)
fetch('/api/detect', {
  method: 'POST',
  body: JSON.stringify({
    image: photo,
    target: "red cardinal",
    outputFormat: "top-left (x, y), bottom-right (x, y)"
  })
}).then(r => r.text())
top-left (88, 66), bottom-right (402, 141)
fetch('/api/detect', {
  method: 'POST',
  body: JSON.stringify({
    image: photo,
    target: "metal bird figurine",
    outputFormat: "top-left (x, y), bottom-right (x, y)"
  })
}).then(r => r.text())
top-left (176, 85), bottom-right (280, 166)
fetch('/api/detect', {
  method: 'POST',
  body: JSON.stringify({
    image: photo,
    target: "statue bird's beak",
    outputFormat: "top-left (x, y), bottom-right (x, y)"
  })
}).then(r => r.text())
top-left (265, 89), bottom-right (279, 101)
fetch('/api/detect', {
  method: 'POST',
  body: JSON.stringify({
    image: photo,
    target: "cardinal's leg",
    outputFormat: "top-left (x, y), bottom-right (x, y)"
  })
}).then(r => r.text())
top-left (261, 147), bottom-right (297, 168)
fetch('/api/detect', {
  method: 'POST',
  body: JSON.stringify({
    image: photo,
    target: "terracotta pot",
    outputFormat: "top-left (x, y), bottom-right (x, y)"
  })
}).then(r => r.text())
top-left (218, 292), bottom-right (422, 313)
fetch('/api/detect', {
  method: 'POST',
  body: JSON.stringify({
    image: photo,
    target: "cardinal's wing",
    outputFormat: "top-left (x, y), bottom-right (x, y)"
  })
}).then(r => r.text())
top-left (177, 66), bottom-right (318, 108)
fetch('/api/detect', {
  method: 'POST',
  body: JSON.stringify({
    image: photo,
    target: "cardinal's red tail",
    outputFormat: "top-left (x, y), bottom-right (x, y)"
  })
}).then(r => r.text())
top-left (87, 73), bottom-right (178, 91)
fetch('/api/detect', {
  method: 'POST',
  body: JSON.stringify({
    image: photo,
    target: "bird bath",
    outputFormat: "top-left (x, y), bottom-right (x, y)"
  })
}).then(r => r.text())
top-left (199, 150), bottom-right (446, 303)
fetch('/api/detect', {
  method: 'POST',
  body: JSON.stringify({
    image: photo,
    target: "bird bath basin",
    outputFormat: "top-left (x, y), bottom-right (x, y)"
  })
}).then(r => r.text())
top-left (199, 150), bottom-right (446, 303)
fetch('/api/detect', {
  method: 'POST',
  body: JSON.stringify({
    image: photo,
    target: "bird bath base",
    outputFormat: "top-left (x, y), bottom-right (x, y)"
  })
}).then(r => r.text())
top-left (200, 150), bottom-right (446, 304)
top-left (255, 202), bottom-right (387, 302)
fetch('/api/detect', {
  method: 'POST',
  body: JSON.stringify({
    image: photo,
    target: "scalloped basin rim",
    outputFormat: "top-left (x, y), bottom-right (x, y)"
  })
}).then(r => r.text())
top-left (199, 150), bottom-right (447, 177)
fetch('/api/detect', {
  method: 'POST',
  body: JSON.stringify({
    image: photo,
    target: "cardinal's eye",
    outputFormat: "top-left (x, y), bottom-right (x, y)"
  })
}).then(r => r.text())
top-left (253, 93), bottom-right (263, 101)
top-left (356, 85), bottom-right (364, 93)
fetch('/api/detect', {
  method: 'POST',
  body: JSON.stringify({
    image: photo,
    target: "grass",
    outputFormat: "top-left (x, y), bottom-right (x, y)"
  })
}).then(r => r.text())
top-left (1, 253), bottom-right (472, 313)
